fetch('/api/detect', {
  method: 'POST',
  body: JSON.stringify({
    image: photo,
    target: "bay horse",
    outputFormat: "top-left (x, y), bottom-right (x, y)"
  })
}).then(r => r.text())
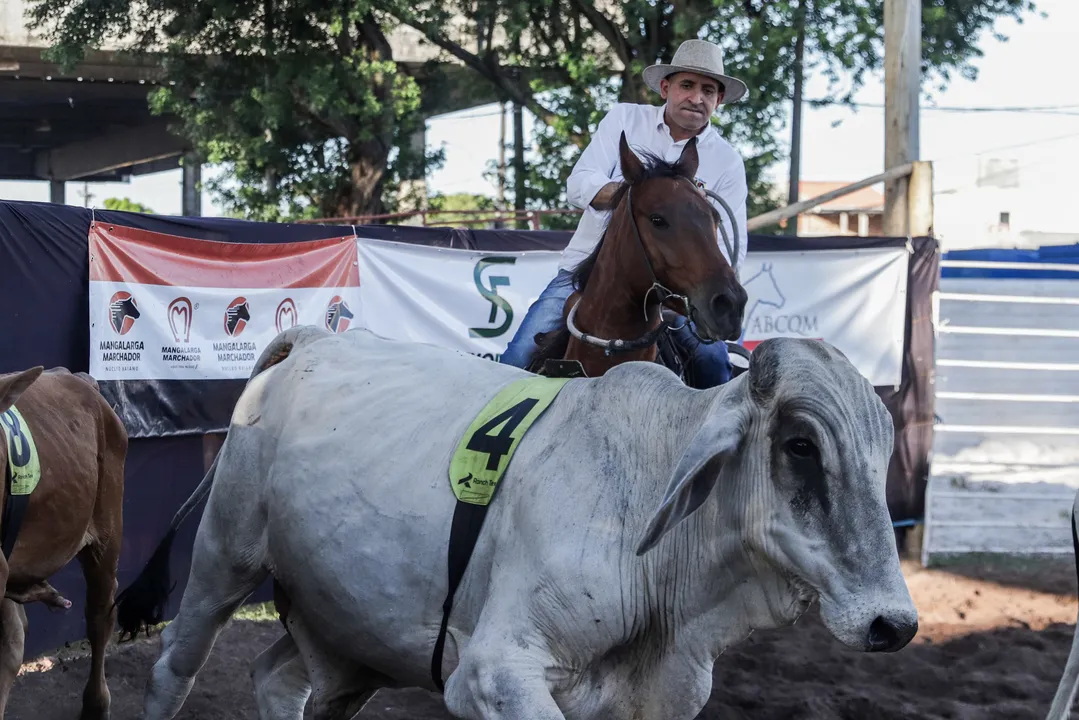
top-left (527, 131), bottom-right (748, 381)
top-left (0, 367), bottom-right (127, 720)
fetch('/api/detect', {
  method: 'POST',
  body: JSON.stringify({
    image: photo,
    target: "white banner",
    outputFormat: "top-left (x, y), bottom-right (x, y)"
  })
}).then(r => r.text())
top-left (354, 238), bottom-right (562, 361)
top-left (735, 248), bottom-right (908, 386)
top-left (355, 238), bottom-right (909, 386)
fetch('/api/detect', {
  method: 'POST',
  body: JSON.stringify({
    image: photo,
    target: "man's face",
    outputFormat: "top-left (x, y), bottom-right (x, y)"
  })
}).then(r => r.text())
top-left (660, 71), bottom-right (724, 134)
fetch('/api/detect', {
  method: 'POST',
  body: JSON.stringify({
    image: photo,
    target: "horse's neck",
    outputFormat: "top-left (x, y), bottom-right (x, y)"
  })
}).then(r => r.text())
top-left (575, 218), bottom-right (660, 340)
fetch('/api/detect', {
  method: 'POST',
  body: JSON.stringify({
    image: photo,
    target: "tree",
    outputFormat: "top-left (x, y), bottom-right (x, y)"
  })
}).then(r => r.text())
top-left (27, 0), bottom-right (444, 221)
top-left (103, 197), bottom-right (155, 214)
top-left (393, 0), bottom-right (1043, 227)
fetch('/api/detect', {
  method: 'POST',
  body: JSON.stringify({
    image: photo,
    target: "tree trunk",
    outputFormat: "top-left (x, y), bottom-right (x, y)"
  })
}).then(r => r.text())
top-left (513, 101), bottom-right (527, 229)
top-left (620, 68), bottom-right (651, 104)
top-left (335, 147), bottom-right (389, 219)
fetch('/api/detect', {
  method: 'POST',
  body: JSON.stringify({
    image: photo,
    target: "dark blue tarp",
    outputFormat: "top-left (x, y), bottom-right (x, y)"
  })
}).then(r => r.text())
top-left (942, 244), bottom-right (1079, 279)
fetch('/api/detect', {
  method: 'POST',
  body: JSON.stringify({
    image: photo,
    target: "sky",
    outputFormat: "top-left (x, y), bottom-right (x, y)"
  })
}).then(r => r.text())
top-left (1, 0), bottom-right (1075, 229)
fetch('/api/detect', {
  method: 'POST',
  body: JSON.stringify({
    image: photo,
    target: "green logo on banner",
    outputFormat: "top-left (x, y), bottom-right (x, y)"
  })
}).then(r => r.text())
top-left (469, 256), bottom-right (516, 339)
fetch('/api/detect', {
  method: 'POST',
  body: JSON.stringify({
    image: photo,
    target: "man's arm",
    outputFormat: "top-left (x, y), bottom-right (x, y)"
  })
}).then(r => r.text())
top-left (566, 106), bottom-right (624, 211)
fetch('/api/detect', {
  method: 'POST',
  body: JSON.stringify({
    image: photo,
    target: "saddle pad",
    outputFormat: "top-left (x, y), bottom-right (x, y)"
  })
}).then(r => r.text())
top-left (0, 406), bottom-right (40, 497)
top-left (448, 375), bottom-right (571, 506)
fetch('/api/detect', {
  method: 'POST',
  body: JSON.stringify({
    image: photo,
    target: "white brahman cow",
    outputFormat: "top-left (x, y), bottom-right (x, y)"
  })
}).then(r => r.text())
top-left (118, 325), bottom-right (917, 720)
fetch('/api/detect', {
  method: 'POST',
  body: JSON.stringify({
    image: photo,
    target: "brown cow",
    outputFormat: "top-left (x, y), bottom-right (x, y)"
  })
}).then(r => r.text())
top-left (0, 367), bottom-right (127, 720)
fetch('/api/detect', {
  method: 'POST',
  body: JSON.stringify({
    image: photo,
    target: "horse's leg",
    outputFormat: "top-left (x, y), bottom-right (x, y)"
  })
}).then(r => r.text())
top-left (0, 599), bottom-right (26, 720)
top-left (77, 531), bottom-right (121, 720)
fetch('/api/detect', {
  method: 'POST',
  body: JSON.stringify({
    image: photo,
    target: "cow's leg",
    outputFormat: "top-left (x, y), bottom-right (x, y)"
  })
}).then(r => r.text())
top-left (143, 428), bottom-right (270, 720)
top-left (283, 611), bottom-right (385, 720)
top-left (0, 599), bottom-right (27, 719)
top-left (6, 581), bottom-right (72, 610)
top-left (444, 651), bottom-right (565, 720)
top-left (142, 528), bottom-right (268, 720)
top-left (78, 536), bottom-right (121, 720)
top-left (443, 614), bottom-right (566, 720)
top-left (251, 632), bottom-right (311, 720)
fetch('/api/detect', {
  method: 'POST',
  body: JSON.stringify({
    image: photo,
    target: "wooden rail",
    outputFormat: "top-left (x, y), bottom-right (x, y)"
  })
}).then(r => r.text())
top-left (302, 161), bottom-right (931, 237)
top-left (745, 163), bottom-right (915, 231)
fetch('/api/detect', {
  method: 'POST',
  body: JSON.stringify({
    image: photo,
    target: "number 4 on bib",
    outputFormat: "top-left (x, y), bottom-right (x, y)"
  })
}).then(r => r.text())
top-left (449, 376), bottom-right (571, 506)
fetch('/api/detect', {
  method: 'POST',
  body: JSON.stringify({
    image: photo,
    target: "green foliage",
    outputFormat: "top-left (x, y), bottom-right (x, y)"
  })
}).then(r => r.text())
top-left (27, 0), bottom-right (1042, 227)
top-left (28, 0), bottom-right (444, 221)
top-left (427, 192), bottom-right (497, 213)
top-left (402, 0), bottom-right (1041, 227)
top-left (102, 197), bottom-right (155, 214)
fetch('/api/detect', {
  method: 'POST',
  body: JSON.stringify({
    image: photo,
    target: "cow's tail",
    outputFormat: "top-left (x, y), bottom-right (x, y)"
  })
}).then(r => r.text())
top-left (114, 325), bottom-right (330, 641)
top-left (1046, 489), bottom-right (1079, 719)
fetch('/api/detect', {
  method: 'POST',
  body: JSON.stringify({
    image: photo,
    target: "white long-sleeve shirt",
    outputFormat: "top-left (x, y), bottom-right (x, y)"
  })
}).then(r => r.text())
top-left (560, 102), bottom-right (748, 273)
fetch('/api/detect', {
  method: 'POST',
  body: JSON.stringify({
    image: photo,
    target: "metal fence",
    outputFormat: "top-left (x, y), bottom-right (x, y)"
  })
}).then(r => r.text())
top-left (923, 259), bottom-right (1079, 564)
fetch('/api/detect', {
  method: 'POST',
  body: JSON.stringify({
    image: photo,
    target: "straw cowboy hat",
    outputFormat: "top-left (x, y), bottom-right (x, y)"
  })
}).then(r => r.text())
top-left (642, 39), bottom-right (748, 105)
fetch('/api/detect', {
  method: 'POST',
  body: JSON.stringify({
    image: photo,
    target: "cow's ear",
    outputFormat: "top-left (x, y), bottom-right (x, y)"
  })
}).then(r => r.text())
top-left (636, 404), bottom-right (745, 555)
top-left (0, 367), bottom-right (43, 415)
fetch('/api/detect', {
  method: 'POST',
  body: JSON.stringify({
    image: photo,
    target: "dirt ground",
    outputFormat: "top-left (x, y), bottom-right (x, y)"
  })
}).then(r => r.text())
top-left (8, 557), bottom-right (1079, 719)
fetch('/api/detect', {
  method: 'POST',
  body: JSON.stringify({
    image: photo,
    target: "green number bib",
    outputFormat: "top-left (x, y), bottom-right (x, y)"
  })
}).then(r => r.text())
top-left (448, 376), bottom-right (571, 506)
top-left (0, 406), bottom-right (41, 496)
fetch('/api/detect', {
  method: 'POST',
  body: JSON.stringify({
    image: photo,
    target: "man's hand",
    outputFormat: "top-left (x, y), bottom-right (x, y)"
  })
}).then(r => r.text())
top-left (589, 182), bottom-right (623, 211)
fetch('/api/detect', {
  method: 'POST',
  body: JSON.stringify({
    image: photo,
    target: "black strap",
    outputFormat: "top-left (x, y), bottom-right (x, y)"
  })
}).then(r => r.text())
top-left (1, 464), bottom-right (28, 560)
top-left (431, 500), bottom-right (489, 692)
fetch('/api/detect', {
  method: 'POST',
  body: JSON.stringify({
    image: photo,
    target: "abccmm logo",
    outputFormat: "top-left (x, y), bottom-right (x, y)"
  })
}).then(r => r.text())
top-left (168, 297), bottom-right (193, 343)
top-left (109, 291), bottom-right (140, 335)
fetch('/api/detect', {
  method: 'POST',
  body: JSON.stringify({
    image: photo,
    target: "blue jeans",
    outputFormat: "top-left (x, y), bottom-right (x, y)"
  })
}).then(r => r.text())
top-left (500, 269), bottom-right (732, 387)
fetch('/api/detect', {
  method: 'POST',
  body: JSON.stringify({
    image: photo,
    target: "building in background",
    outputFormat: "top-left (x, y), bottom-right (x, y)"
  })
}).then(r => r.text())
top-left (778, 180), bottom-right (885, 237)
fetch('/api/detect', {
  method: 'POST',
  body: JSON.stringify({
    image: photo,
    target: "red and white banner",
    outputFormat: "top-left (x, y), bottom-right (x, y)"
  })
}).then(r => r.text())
top-left (89, 224), bottom-right (360, 381)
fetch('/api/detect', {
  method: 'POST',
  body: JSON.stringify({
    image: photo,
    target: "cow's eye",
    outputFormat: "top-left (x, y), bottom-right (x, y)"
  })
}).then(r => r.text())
top-left (785, 438), bottom-right (817, 459)
top-left (649, 214), bottom-right (668, 228)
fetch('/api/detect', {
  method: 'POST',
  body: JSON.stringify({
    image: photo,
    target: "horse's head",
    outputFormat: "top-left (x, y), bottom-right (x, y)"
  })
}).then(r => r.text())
top-left (597, 131), bottom-right (747, 341)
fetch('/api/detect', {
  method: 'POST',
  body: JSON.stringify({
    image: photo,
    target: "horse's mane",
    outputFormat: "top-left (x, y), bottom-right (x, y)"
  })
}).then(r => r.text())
top-left (526, 147), bottom-right (707, 374)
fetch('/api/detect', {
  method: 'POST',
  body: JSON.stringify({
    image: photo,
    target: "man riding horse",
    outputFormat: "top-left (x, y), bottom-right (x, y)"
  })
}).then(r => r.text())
top-left (500, 39), bottom-right (750, 387)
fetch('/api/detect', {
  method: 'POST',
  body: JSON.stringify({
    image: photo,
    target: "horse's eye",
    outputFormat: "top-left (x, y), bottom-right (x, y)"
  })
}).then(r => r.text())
top-left (649, 214), bottom-right (668, 228)
top-left (785, 438), bottom-right (817, 460)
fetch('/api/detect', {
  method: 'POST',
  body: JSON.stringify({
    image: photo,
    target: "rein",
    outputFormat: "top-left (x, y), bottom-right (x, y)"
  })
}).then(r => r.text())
top-left (565, 180), bottom-right (741, 356)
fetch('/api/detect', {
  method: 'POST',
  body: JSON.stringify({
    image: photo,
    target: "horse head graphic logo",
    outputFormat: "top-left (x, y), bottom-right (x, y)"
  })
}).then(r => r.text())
top-left (738, 263), bottom-right (786, 346)
top-left (325, 296), bottom-right (354, 334)
top-left (108, 291), bottom-right (140, 335)
top-left (224, 297), bottom-right (251, 337)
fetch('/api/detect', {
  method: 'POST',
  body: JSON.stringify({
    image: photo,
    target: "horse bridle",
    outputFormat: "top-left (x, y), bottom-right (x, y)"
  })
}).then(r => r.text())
top-left (565, 179), bottom-right (742, 356)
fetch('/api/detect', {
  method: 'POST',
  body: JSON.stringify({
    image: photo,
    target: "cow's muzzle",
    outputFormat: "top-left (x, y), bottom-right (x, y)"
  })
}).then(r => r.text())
top-left (865, 613), bottom-right (918, 652)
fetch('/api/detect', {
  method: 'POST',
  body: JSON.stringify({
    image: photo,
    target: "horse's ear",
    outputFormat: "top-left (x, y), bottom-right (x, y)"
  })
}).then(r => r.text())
top-left (677, 136), bottom-right (700, 180)
top-left (619, 131), bottom-right (644, 185)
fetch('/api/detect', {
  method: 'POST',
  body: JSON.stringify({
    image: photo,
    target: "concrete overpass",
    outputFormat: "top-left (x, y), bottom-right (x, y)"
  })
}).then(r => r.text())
top-left (0, 1), bottom-right (512, 213)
